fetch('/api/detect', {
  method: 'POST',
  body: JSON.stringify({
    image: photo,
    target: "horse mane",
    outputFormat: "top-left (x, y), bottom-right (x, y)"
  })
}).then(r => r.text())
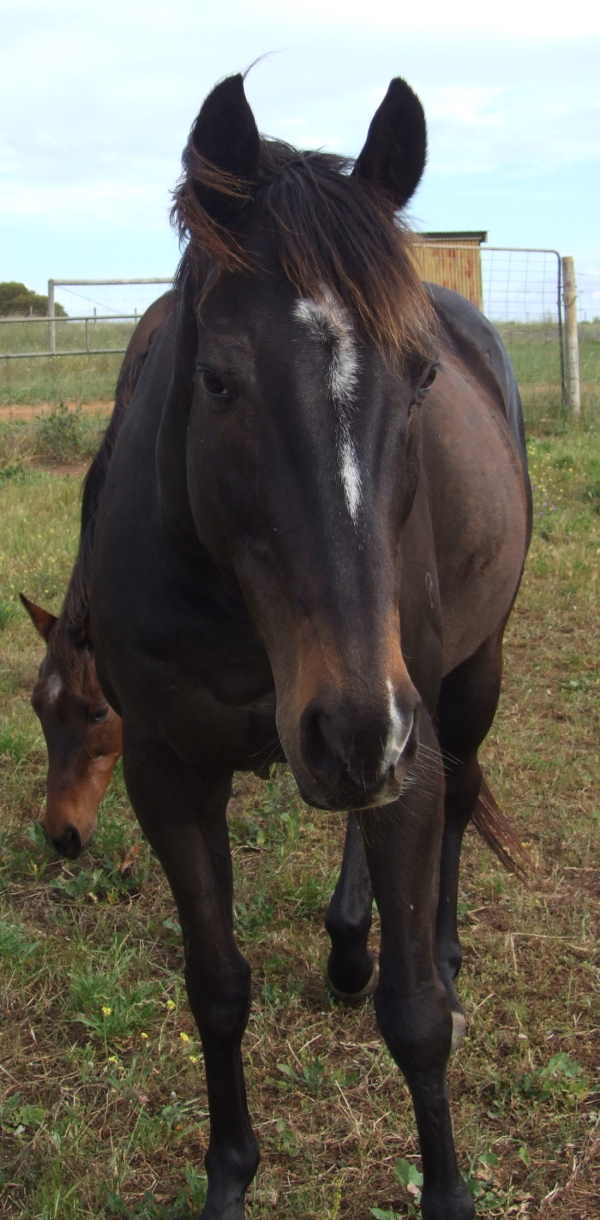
top-left (49, 337), bottom-right (153, 672)
top-left (171, 137), bottom-right (437, 364)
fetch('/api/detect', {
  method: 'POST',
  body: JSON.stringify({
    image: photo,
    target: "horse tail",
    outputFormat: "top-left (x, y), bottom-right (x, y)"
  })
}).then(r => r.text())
top-left (472, 775), bottom-right (533, 881)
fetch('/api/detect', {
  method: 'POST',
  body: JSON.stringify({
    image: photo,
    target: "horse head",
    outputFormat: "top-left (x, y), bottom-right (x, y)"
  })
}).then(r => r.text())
top-left (21, 593), bottom-right (122, 856)
top-left (164, 75), bottom-right (440, 812)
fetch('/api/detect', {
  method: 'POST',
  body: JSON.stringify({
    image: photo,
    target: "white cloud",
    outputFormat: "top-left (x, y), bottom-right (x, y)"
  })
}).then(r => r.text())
top-left (1, 1), bottom-right (598, 300)
top-left (425, 86), bottom-right (504, 128)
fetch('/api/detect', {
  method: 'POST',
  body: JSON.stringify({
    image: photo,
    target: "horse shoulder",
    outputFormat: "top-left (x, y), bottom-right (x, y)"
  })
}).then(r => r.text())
top-left (421, 357), bottom-right (529, 673)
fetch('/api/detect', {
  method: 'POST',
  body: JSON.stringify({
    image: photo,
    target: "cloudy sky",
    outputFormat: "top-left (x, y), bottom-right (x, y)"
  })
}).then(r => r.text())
top-left (2, 0), bottom-right (599, 318)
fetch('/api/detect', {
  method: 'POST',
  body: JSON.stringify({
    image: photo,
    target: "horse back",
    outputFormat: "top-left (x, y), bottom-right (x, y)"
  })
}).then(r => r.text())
top-left (427, 283), bottom-right (529, 468)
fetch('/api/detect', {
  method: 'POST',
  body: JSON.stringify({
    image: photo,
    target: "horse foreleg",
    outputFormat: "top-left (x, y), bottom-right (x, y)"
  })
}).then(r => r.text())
top-left (325, 812), bottom-right (377, 1000)
top-left (123, 736), bottom-right (258, 1220)
top-left (358, 713), bottom-right (474, 1220)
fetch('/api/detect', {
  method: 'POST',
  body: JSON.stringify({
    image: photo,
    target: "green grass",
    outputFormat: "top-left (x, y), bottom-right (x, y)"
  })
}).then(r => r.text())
top-left (0, 319), bottom-right (133, 405)
top-left (496, 321), bottom-right (600, 427)
top-left (0, 436), bottom-right (598, 1218)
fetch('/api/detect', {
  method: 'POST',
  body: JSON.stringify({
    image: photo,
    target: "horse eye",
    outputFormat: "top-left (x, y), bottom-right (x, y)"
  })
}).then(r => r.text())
top-left (89, 706), bottom-right (109, 723)
top-left (199, 368), bottom-right (232, 400)
top-left (421, 363), bottom-right (438, 391)
top-left (411, 361), bottom-right (439, 409)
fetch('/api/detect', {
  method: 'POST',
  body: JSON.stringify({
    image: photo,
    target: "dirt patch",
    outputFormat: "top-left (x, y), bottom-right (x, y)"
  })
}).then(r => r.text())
top-left (33, 460), bottom-right (90, 477)
top-left (1, 401), bottom-right (113, 420)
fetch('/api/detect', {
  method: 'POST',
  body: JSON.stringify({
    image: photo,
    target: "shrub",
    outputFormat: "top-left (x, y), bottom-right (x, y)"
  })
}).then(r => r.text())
top-left (34, 403), bottom-right (94, 463)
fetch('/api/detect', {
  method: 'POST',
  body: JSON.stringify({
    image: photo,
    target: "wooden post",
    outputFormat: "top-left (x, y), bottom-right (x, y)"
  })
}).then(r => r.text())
top-left (47, 279), bottom-right (56, 355)
top-left (562, 257), bottom-right (581, 417)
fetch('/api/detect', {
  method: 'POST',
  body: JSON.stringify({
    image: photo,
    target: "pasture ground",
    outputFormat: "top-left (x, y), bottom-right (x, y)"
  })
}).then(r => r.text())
top-left (0, 411), bottom-right (599, 1218)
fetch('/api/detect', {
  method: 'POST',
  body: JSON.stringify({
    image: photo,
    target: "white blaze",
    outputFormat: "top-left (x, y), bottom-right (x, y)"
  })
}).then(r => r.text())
top-left (340, 437), bottom-right (362, 520)
top-left (294, 287), bottom-right (362, 524)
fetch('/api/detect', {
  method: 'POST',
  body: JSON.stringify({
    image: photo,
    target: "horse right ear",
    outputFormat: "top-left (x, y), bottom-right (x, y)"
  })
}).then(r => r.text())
top-left (20, 593), bottom-right (57, 641)
top-left (184, 73), bottom-right (260, 226)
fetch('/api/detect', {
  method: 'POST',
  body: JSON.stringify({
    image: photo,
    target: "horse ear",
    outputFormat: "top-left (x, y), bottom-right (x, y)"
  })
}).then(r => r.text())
top-left (186, 73), bottom-right (260, 225)
top-left (20, 593), bottom-right (57, 641)
top-left (354, 78), bottom-right (426, 211)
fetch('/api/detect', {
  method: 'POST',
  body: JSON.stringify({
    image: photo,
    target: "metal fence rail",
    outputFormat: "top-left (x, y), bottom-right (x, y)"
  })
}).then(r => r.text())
top-left (47, 278), bottom-right (173, 353)
top-left (0, 314), bottom-right (142, 359)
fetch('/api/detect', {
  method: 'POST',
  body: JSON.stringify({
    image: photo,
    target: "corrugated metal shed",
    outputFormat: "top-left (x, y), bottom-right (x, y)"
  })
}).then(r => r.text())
top-left (412, 231), bottom-right (487, 308)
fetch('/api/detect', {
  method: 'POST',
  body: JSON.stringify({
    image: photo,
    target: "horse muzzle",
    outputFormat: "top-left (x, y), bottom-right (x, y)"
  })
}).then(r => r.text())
top-left (294, 688), bottom-right (420, 812)
top-left (45, 822), bottom-right (84, 859)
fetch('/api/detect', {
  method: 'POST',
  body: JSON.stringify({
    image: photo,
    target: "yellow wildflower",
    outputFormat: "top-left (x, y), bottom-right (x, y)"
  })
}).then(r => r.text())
top-left (179, 1031), bottom-right (190, 1043)
top-left (101, 1005), bottom-right (112, 1017)
top-left (140, 1032), bottom-right (150, 1040)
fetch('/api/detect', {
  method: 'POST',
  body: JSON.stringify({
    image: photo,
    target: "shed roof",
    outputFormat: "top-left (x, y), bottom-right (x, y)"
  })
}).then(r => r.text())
top-left (419, 231), bottom-right (488, 243)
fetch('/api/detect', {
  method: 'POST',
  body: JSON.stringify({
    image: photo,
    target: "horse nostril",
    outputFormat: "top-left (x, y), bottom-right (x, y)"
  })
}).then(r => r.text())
top-left (301, 700), bottom-right (336, 783)
top-left (53, 824), bottom-right (82, 859)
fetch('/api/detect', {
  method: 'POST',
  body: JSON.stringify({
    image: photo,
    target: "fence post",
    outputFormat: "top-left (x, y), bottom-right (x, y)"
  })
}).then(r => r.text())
top-left (562, 257), bottom-right (581, 417)
top-left (47, 279), bottom-right (56, 355)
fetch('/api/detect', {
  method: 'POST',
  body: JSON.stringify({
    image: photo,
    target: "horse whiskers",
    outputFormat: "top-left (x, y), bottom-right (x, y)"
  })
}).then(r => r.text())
top-left (416, 741), bottom-right (460, 771)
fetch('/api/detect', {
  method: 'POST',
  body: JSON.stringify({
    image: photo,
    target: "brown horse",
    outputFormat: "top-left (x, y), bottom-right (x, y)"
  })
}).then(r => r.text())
top-left (86, 74), bottom-right (531, 1219)
top-left (22, 291), bottom-right (173, 856)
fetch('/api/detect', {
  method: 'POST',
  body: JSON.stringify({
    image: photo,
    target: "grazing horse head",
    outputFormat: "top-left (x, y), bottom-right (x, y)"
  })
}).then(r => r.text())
top-left (21, 593), bottom-right (122, 857)
top-left (167, 74), bottom-right (439, 812)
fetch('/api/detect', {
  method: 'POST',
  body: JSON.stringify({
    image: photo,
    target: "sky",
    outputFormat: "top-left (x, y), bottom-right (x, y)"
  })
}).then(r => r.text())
top-left (2, 0), bottom-right (599, 320)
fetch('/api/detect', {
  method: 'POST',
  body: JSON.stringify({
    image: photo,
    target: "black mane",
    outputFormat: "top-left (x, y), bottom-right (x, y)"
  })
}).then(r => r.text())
top-left (50, 333), bottom-right (154, 670)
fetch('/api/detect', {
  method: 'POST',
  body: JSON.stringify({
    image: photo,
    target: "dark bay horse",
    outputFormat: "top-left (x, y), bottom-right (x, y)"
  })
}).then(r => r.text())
top-left (21, 292), bottom-right (174, 856)
top-left (89, 75), bottom-right (531, 1220)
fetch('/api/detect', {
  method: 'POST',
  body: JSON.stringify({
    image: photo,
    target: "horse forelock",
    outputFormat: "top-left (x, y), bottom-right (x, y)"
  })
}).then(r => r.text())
top-left (171, 137), bottom-right (437, 367)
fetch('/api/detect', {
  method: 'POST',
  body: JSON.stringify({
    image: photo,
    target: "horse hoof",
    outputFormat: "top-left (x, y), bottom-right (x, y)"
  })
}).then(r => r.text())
top-left (327, 958), bottom-right (379, 1005)
top-left (451, 1010), bottom-right (466, 1053)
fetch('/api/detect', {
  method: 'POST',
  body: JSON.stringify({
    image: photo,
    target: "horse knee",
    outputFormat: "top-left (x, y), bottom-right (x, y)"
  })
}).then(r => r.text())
top-left (185, 949), bottom-right (251, 1042)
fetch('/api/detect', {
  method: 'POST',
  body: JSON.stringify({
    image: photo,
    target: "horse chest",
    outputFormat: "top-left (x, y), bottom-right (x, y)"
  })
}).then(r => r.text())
top-left (109, 607), bottom-right (279, 769)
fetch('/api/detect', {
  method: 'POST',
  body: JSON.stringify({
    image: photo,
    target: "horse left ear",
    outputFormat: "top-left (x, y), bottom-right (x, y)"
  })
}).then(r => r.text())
top-left (354, 77), bottom-right (426, 211)
top-left (20, 593), bottom-right (57, 641)
top-left (186, 73), bottom-right (260, 225)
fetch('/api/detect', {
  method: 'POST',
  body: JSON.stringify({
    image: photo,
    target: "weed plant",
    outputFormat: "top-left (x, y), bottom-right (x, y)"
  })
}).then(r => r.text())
top-left (0, 407), bottom-right (106, 473)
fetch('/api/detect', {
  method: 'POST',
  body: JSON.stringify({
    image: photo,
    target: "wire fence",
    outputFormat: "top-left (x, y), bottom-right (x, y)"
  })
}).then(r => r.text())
top-left (0, 315), bottom-right (137, 358)
top-left (473, 246), bottom-right (565, 428)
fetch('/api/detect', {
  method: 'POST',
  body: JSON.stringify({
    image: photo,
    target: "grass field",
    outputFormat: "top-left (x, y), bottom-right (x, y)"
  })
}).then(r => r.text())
top-left (0, 422), bottom-right (598, 1219)
top-left (0, 319), bottom-right (132, 406)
